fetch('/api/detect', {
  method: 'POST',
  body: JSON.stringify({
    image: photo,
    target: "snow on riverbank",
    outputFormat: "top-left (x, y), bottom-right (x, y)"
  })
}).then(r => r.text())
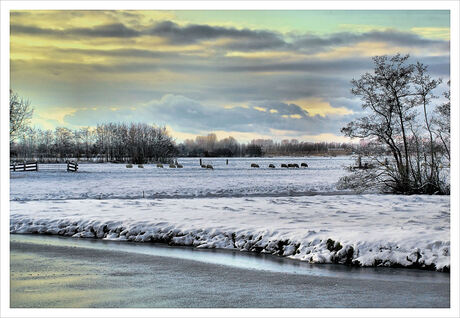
top-left (10, 195), bottom-right (450, 271)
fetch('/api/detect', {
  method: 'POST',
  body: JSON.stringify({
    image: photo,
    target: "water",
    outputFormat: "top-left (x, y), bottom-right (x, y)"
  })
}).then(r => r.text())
top-left (10, 234), bottom-right (450, 308)
top-left (12, 234), bottom-right (449, 284)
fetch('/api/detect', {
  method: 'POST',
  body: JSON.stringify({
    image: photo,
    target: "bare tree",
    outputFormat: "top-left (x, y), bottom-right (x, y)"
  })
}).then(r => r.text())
top-left (341, 54), bottom-right (448, 194)
top-left (433, 81), bottom-right (450, 160)
top-left (10, 90), bottom-right (33, 141)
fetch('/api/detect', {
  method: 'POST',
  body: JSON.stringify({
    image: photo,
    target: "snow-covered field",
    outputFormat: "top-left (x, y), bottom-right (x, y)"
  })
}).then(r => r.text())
top-left (9, 157), bottom-right (450, 271)
top-left (10, 157), bottom-right (352, 201)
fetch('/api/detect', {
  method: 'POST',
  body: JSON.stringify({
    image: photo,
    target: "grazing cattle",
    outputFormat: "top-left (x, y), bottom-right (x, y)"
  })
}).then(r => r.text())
top-left (169, 164), bottom-right (176, 168)
top-left (301, 163), bottom-right (308, 167)
top-left (287, 163), bottom-right (294, 168)
top-left (176, 164), bottom-right (183, 168)
top-left (251, 163), bottom-right (260, 168)
top-left (281, 164), bottom-right (288, 168)
top-left (292, 163), bottom-right (299, 168)
top-left (206, 164), bottom-right (213, 170)
top-left (156, 164), bottom-right (163, 168)
top-left (138, 164), bottom-right (144, 168)
top-left (268, 164), bottom-right (275, 168)
top-left (126, 164), bottom-right (133, 168)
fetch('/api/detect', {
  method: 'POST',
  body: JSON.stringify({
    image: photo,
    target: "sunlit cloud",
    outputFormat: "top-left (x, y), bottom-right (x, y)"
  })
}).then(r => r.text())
top-left (411, 27), bottom-right (450, 41)
top-left (288, 98), bottom-right (354, 117)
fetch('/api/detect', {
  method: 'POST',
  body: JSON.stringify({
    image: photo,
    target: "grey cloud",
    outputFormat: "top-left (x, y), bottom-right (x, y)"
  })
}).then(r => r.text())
top-left (218, 57), bottom-right (372, 73)
top-left (10, 19), bottom-right (284, 48)
top-left (250, 101), bottom-right (309, 117)
top-left (146, 21), bottom-right (285, 47)
top-left (10, 57), bottom-right (359, 106)
top-left (11, 19), bottom-right (449, 55)
top-left (292, 30), bottom-right (449, 53)
top-left (64, 94), bottom-right (352, 135)
top-left (53, 47), bottom-right (178, 59)
top-left (362, 30), bottom-right (448, 48)
top-left (71, 23), bottom-right (141, 37)
top-left (11, 23), bottom-right (140, 38)
top-left (11, 24), bottom-right (62, 36)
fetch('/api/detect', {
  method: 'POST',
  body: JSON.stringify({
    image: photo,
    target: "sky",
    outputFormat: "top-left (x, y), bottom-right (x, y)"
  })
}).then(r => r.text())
top-left (10, 10), bottom-right (450, 143)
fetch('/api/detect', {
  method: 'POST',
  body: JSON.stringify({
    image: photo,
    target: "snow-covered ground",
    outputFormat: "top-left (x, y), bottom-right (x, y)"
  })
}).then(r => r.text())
top-left (10, 157), bottom-right (353, 201)
top-left (10, 195), bottom-right (450, 271)
top-left (9, 157), bottom-right (450, 271)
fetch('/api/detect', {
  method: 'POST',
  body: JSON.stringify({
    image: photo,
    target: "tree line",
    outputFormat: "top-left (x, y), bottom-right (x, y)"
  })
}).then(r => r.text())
top-left (11, 126), bottom-right (355, 163)
top-left (177, 133), bottom-right (354, 157)
top-left (10, 123), bottom-right (178, 164)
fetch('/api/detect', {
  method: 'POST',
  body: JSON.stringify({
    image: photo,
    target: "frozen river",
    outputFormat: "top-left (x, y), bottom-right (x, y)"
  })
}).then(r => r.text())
top-left (10, 235), bottom-right (450, 308)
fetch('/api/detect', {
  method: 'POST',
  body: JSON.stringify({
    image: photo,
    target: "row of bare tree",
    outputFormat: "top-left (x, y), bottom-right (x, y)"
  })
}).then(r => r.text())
top-left (177, 133), bottom-right (354, 157)
top-left (11, 123), bottom-right (178, 164)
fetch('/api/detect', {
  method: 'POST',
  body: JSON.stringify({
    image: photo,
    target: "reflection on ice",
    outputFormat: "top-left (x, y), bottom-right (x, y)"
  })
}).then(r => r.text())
top-left (11, 234), bottom-right (449, 284)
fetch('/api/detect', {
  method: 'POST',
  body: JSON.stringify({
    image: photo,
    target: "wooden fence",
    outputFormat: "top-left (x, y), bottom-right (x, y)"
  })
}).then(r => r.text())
top-left (10, 161), bottom-right (38, 172)
top-left (67, 161), bottom-right (78, 172)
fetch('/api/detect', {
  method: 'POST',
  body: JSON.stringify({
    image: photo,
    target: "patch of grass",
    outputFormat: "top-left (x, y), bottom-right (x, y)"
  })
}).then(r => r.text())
top-left (326, 238), bottom-right (342, 252)
top-left (277, 239), bottom-right (289, 256)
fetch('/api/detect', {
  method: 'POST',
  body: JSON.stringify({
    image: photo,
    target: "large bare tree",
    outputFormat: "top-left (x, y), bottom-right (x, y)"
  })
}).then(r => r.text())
top-left (341, 54), bottom-right (449, 194)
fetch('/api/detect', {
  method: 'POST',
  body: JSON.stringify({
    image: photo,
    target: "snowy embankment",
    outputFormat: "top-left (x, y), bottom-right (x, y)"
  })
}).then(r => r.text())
top-left (10, 195), bottom-right (450, 271)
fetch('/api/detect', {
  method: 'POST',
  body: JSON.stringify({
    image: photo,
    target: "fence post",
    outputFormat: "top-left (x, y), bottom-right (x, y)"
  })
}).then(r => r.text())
top-left (23, 162), bottom-right (26, 171)
top-left (13, 164), bottom-right (16, 171)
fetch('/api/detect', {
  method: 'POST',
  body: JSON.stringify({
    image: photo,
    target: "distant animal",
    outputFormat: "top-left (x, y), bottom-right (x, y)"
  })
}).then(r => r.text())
top-left (206, 164), bottom-right (213, 170)
top-left (251, 163), bottom-right (259, 168)
top-left (292, 163), bottom-right (299, 168)
top-left (281, 164), bottom-right (288, 168)
top-left (201, 164), bottom-right (207, 168)
top-left (156, 164), bottom-right (163, 168)
top-left (169, 164), bottom-right (176, 168)
top-left (287, 163), bottom-right (294, 168)
top-left (138, 164), bottom-right (144, 168)
top-left (126, 164), bottom-right (133, 168)
top-left (301, 163), bottom-right (308, 167)
top-left (268, 164), bottom-right (275, 168)
top-left (176, 164), bottom-right (183, 168)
